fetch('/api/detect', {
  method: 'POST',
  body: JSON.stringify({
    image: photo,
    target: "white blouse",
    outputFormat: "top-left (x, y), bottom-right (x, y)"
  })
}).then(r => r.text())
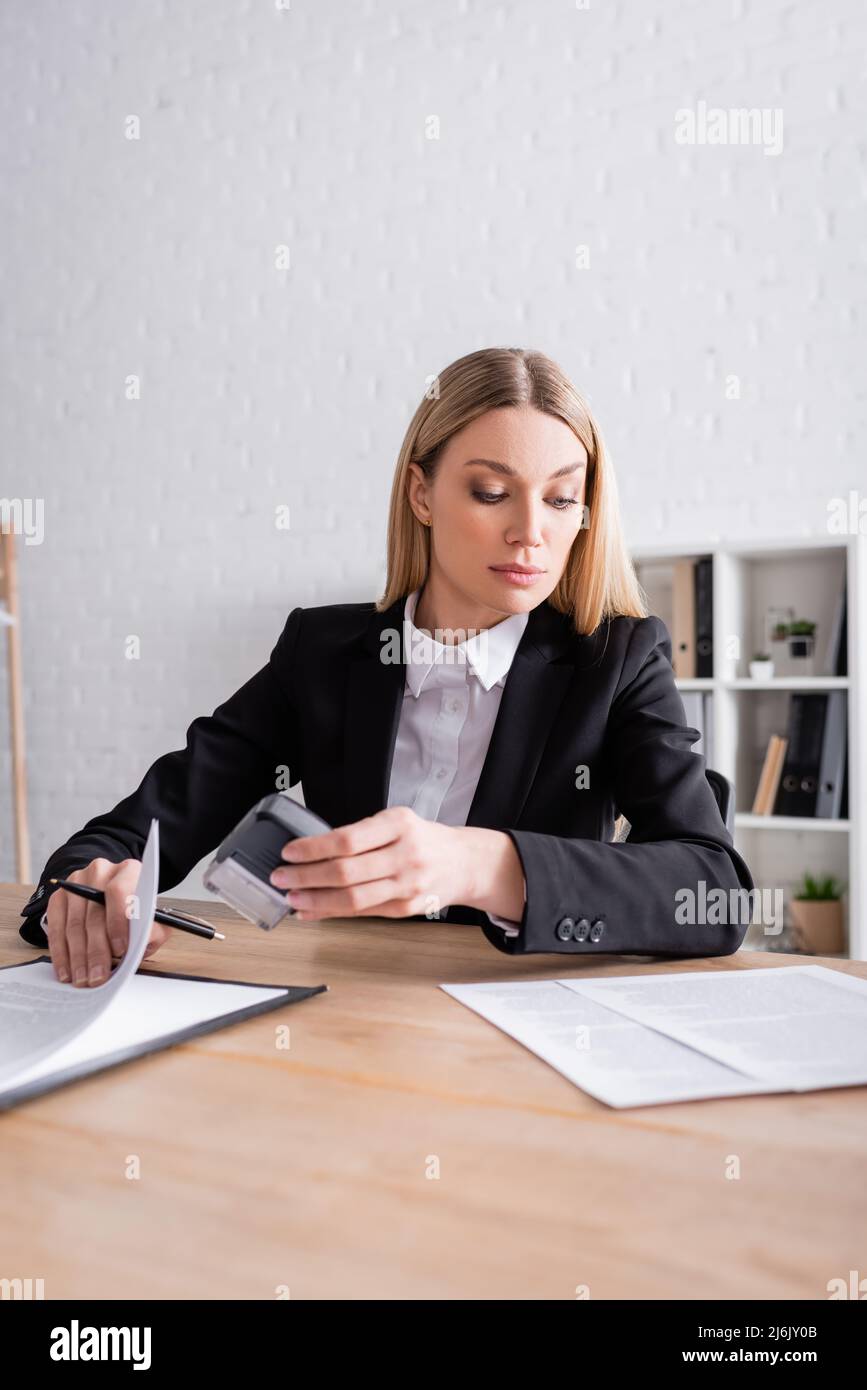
top-left (386, 587), bottom-right (527, 936)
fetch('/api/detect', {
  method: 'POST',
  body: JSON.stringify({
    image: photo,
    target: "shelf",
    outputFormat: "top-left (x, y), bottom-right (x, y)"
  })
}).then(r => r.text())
top-left (631, 536), bottom-right (852, 561)
top-left (629, 533), bottom-right (864, 959)
top-left (675, 677), bottom-right (850, 689)
top-left (718, 537), bottom-right (851, 560)
top-left (735, 813), bottom-right (850, 833)
top-left (724, 677), bottom-right (849, 690)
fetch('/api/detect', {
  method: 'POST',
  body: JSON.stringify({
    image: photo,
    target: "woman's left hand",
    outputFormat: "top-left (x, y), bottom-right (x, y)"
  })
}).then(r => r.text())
top-left (269, 805), bottom-right (483, 921)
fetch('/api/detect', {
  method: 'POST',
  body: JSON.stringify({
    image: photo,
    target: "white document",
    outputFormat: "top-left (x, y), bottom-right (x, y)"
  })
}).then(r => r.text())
top-left (0, 820), bottom-right (319, 1108)
top-left (0, 819), bottom-right (162, 1084)
top-left (564, 966), bottom-right (867, 1092)
top-left (441, 965), bottom-right (867, 1108)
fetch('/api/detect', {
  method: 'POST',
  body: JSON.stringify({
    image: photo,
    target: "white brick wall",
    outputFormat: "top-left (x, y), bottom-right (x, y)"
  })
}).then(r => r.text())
top-left (2, 0), bottom-right (865, 890)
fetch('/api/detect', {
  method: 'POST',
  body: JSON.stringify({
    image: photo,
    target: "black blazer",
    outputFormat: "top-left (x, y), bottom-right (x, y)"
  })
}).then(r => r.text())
top-left (20, 595), bottom-right (755, 958)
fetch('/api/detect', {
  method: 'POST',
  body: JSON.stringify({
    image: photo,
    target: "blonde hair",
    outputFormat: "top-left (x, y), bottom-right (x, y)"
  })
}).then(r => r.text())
top-left (376, 347), bottom-right (647, 635)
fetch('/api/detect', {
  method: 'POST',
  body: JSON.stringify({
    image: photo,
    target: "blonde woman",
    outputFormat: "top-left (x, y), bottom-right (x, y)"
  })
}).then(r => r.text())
top-left (22, 347), bottom-right (754, 985)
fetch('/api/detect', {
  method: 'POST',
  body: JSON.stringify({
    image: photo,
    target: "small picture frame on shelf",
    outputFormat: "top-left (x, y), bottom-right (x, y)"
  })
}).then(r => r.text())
top-left (763, 607), bottom-right (818, 677)
top-left (766, 605), bottom-right (794, 651)
top-left (787, 619), bottom-right (817, 676)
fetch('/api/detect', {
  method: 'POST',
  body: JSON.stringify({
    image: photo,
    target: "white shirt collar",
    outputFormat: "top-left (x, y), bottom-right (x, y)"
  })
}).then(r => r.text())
top-left (402, 587), bottom-right (529, 697)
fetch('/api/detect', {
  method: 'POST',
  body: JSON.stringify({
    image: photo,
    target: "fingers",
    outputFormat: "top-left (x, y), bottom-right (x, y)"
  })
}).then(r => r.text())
top-left (107, 861), bottom-right (170, 962)
top-left (271, 843), bottom-right (399, 892)
top-left (58, 867), bottom-right (91, 986)
top-left (46, 856), bottom-right (181, 984)
top-left (278, 806), bottom-right (413, 865)
top-left (103, 860), bottom-right (139, 960)
top-left (46, 857), bottom-right (152, 988)
top-left (45, 880), bottom-right (71, 983)
top-left (64, 859), bottom-right (115, 987)
top-left (273, 808), bottom-right (435, 919)
top-left (83, 890), bottom-right (113, 987)
top-left (142, 919), bottom-right (170, 960)
top-left (284, 875), bottom-right (409, 921)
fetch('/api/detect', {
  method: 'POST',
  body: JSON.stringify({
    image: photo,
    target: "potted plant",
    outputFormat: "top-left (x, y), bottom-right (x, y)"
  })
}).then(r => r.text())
top-left (789, 872), bottom-right (845, 954)
top-left (749, 651), bottom-right (774, 680)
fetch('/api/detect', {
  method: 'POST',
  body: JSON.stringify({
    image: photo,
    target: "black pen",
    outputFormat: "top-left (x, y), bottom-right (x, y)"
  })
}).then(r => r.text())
top-left (48, 879), bottom-right (226, 941)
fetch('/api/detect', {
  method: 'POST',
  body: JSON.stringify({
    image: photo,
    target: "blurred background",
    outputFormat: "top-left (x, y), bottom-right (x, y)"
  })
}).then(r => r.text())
top-left (1, 1), bottom-right (864, 946)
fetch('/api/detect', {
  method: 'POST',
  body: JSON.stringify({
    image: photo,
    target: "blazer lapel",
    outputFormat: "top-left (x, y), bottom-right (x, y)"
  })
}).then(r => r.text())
top-left (464, 601), bottom-right (579, 831)
top-left (342, 597), bottom-right (408, 826)
top-left (342, 593), bottom-right (594, 831)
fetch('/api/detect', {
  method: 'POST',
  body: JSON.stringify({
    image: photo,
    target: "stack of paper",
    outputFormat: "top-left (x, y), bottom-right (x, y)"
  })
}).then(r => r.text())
top-left (442, 966), bottom-right (867, 1108)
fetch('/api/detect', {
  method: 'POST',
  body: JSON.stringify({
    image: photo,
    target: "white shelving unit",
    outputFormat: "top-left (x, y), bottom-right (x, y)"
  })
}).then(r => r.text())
top-left (631, 535), bottom-right (866, 961)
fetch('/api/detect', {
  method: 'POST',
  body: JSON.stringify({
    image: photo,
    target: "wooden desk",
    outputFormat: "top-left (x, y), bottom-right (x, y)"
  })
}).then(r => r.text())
top-left (1, 883), bottom-right (865, 1300)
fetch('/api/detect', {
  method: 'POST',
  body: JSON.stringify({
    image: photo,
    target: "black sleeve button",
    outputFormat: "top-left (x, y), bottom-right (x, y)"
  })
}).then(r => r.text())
top-left (590, 918), bottom-right (606, 942)
top-left (574, 917), bottom-right (591, 941)
top-left (555, 916), bottom-right (575, 941)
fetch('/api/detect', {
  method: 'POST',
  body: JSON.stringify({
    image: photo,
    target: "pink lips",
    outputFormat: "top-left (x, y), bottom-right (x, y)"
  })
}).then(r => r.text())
top-left (489, 566), bottom-right (545, 587)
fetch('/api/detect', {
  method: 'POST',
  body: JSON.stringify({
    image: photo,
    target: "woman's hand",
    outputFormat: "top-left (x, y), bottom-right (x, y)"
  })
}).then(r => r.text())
top-left (45, 858), bottom-right (170, 986)
top-left (269, 805), bottom-right (500, 922)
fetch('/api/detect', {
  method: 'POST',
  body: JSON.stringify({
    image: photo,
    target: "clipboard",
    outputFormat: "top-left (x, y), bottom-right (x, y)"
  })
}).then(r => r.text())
top-left (0, 956), bottom-right (327, 1112)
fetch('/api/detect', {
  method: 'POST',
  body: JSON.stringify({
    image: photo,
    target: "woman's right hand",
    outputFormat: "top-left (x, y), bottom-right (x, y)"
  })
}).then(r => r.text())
top-left (45, 857), bottom-right (170, 987)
